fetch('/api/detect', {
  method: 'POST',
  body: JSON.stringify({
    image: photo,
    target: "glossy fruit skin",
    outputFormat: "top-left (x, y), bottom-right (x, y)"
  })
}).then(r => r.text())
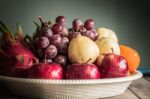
top-left (98, 53), bottom-right (128, 78)
top-left (68, 29), bottom-right (81, 40)
top-left (96, 37), bottom-right (120, 55)
top-left (54, 55), bottom-right (67, 66)
top-left (84, 19), bottom-right (95, 30)
top-left (66, 64), bottom-right (100, 79)
top-left (45, 45), bottom-right (57, 58)
top-left (81, 30), bottom-right (98, 41)
top-left (97, 28), bottom-right (118, 42)
top-left (37, 27), bottom-right (53, 38)
top-left (58, 37), bottom-right (69, 54)
top-left (36, 36), bottom-right (49, 48)
top-left (28, 63), bottom-right (63, 79)
top-left (52, 24), bottom-right (63, 34)
top-left (49, 34), bottom-right (62, 47)
top-left (68, 35), bottom-right (99, 64)
top-left (61, 27), bottom-right (69, 36)
top-left (55, 16), bottom-right (66, 25)
top-left (72, 19), bottom-right (83, 31)
top-left (120, 45), bottom-right (140, 72)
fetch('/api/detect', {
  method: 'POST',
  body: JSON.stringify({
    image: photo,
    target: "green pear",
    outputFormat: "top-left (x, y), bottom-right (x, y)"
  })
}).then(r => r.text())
top-left (96, 37), bottom-right (120, 55)
top-left (68, 35), bottom-right (99, 64)
top-left (97, 27), bottom-right (118, 42)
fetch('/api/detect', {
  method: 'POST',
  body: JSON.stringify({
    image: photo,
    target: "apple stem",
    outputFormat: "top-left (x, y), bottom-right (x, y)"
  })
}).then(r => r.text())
top-left (111, 48), bottom-right (114, 54)
top-left (85, 58), bottom-right (92, 64)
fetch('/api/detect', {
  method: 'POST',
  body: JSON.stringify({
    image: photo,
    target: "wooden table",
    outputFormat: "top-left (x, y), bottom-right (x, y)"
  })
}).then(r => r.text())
top-left (0, 76), bottom-right (150, 99)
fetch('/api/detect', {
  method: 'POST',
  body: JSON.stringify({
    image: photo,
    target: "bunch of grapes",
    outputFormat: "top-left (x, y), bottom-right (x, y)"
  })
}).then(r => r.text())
top-left (68, 19), bottom-right (99, 41)
top-left (28, 16), bottom-right (98, 66)
top-left (32, 16), bottom-right (69, 66)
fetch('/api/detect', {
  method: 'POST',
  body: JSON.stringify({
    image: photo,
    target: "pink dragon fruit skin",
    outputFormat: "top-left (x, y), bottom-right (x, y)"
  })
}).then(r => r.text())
top-left (0, 20), bottom-right (39, 77)
top-left (1, 41), bottom-right (38, 68)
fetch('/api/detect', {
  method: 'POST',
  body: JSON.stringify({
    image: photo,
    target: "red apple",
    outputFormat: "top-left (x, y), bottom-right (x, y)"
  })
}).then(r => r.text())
top-left (98, 53), bottom-right (128, 78)
top-left (66, 64), bottom-right (100, 79)
top-left (28, 63), bottom-right (63, 79)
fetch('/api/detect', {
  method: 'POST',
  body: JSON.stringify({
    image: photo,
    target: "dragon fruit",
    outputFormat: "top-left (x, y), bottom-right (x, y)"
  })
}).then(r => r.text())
top-left (0, 20), bottom-right (38, 76)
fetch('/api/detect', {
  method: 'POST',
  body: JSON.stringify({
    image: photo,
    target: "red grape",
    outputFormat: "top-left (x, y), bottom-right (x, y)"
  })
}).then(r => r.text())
top-left (54, 55), bottom-right (67, 66)
top-left (52, 23), bottom-right (63, 34)
top-left (81, 30), bottom-right (98, 41)
top-left (68, 29), bottom-right (81, 40)
top-left (72, 19), bottom-right (83, 31)
top-left (36, 17), bottom-right (53, 38)
top-left (36, 36), bottom-right (49, 48)
top-left (84, 19), bottom-right (95, 30)
top-left (92, 29), bottom-right (99, 40)
top-left (41, 27), bottom-right (53, 38)
top-left (61, 27), bottom-right (68, 36)
top-left (58, 37), bottom-right (69, 54)
top-left (55, 16), bottom-right (66, 26)
top-left (45, 45), bottom-right (58, 58)
top-left (49, 34), bottom-right (62, 47)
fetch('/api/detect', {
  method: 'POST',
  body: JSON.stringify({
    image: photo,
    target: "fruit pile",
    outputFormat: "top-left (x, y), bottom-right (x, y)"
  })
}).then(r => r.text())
top-left (0, 16), bottom-right (140, 79)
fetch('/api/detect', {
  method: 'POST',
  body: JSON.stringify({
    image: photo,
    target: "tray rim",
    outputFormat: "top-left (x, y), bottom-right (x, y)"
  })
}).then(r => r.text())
top-left (0, 71), bottom-right (142, 84)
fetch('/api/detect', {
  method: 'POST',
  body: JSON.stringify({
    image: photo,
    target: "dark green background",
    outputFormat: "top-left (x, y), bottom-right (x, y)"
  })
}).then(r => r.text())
top-left (0, 0), bottom-right (149, 70)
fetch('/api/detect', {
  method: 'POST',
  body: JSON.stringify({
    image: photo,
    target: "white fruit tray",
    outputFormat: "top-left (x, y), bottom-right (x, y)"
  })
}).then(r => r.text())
top-left (0, 71), bottom-right (142, 99)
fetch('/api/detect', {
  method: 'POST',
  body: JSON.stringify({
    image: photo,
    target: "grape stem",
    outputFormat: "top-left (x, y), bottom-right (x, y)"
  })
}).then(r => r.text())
top-left (38, 16), bottom-right (44, 24)
top-left (44, 54), bottom-right (46, 64)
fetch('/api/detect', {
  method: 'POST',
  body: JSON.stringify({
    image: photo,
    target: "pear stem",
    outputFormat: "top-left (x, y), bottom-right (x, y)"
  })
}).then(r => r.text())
top-left (85, 58), bottom-right (92, 64)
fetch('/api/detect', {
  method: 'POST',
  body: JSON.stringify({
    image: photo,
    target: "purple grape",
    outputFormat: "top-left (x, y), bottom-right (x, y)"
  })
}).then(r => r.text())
top-left (49, 34), bottom-right (62, 47)
top-left (58, 37), bottom-right (69, 54)
top-left (81, 30), bottom-right (98, 41)
top-left (62, 37), bottom-right (69, 45)
top-left (36, 17), bottom-right (53, 38)
top-left (55, 16), bottom-right (66, 25)
top-left (52, 23), bottom-right (63, 34)
top-left (42, 59), bottom-right (53, 63)
top-left (45, 45), bottom-right (57, 58)
top-left (80, 27), bottom-right (87, 33)
top-left (54, 55), bottom-right (67, 66)
top-left (72, 19), bottom-right (83, 31)
top-left (92, 29), bottom-right (99, 40)
top-left (36, 36), bottom-right (49, 48)
top-left (68, 31), bottom-right (81, 40)
top-left (61, 27), bottom-right (68, 36)
top-left (41, 27), bottom-right (53, 38)
top-left (84, 19), bottom-right (95, 30)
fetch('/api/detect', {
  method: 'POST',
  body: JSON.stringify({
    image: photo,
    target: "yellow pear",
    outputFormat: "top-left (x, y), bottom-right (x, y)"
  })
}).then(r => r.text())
top-left (97, 27), bottom-right (118, 42)
top-left (68, 35), bottom-right (99, 64)
top-left (96, 37), bottom-right (120, 55)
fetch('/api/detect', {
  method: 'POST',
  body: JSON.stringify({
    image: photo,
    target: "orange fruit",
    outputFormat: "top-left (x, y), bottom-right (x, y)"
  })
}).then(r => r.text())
top-left (120, 45), bottom-right (140, 73)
